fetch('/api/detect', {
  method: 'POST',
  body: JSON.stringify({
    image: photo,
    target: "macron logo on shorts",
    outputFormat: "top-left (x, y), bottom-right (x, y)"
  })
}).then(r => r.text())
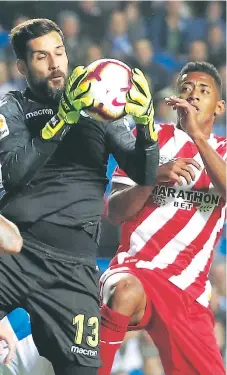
top-left (70, 345), bottom-right (97, 357)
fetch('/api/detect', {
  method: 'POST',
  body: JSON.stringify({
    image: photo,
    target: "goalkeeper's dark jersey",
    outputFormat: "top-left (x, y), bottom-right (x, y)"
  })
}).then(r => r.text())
top-left (0, 88), bottom-right (158, 257)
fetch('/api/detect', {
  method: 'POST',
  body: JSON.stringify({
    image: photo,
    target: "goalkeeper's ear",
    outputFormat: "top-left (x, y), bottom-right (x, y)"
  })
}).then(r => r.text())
top-left (17, 59), bottom-right (26, 77)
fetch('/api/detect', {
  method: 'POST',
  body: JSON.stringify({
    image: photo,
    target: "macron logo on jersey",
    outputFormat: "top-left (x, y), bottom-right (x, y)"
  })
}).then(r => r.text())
top-left (26, 108), bottom-right (53, 119)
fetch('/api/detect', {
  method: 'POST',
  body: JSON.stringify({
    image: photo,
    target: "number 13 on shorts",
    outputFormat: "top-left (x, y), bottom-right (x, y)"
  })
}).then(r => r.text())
top-left (73, 314), bottom-right (99, 348)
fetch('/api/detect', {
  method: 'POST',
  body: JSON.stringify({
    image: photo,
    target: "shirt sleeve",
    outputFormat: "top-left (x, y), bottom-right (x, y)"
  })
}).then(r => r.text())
top-left (112, 166), bottom-right (136, 186)
top-left (105, 116), bottom-right (159, 186)
top-left (0, 94), bottom-right (59, 194)
top-left (216, 138), bottom-right (227, 161)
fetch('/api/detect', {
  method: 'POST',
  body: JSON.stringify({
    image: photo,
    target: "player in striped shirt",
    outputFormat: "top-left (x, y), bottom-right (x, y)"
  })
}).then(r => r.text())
top-left (99, 62), bottom-right (226, 375)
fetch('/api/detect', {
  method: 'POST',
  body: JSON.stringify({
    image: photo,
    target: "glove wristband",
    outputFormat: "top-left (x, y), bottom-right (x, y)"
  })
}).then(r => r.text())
top-left (136, 121), bottom-right (157, 144)
top-left (41, 114), bottom-right (67, 141)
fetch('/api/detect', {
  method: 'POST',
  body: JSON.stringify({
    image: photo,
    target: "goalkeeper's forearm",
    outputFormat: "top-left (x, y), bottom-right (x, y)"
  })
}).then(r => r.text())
top-left (133, 120), bottom-right (159, 185)
top-left (133, 137), bottom-right (159, 185)
top-left (106, 118), bottom-right (159, 186)
top-left (2, 114), bottom-right (70, 195)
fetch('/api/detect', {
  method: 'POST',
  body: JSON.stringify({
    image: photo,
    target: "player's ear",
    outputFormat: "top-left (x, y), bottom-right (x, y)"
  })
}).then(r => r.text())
top-left (17, 59), bottom-right (26, 77)
top-left (214, 100), bottom-right (225, 117)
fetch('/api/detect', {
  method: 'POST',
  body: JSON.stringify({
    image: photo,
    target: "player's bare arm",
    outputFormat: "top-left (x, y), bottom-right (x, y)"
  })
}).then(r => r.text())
top-left (108, 159), bottom-right (201, 224)
top-left (166, 97), bottom-right (226, 199)
top-left (166, 69), bottom-right (226, 199)
top-left (108, 183), bottom-right (154, 225)
top-left (108, 156), bottom-right (202, 224)
top-left (0, 215), bottom-right (23, 254)
top-left (189, 133), bottom-right (226, 199)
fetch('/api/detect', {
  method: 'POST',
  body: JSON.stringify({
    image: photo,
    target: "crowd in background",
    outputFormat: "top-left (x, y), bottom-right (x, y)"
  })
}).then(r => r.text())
top-left (0, 1), bottom-right (226, 374)
top-left (0, 1), bottom-right (226, 135)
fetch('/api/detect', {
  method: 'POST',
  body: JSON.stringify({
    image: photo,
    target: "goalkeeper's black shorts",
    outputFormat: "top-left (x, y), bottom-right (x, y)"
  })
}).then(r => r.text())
top-left (0, 233), bottom-right (101, 369)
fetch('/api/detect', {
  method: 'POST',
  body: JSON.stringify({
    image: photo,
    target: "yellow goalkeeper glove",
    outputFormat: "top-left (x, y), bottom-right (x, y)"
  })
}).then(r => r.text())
top-left (41, 66), bottom-right (93, 140)
top-left (125, 68), bottom-right (157, 142)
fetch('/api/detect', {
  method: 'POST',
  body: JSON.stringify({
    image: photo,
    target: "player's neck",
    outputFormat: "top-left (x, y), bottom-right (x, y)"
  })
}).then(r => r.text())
top-left (25, 86), bottom-right (58, 107)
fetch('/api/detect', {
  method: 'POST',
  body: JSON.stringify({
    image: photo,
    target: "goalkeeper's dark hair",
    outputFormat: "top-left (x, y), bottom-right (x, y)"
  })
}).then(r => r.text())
top-left (10, 18), bottom-right (64, 60)
top-left (177, 61), bottom-right (222, 96)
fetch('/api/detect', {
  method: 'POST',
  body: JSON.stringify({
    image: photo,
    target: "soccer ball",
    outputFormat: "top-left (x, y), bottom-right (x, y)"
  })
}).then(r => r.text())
top-left (82, 59), bottom-right (132, 122)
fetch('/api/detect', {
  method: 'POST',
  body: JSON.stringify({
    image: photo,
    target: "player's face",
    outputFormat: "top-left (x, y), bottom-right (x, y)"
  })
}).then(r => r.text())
top-left (23, 31), bottom-right (68, 102)
top-left (177, 71), bottom-right (225, 131)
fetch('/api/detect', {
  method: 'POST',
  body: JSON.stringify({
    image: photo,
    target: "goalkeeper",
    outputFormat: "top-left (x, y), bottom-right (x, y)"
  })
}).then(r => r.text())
top-left (0, 18), bottom-right (159, 375)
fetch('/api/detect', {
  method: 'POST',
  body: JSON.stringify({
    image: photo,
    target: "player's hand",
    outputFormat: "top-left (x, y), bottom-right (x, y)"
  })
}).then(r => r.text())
top-left (0, 215), bottom-right (22, 255)
top-left (157, 158), bottom-right (202, 185)
top-left (0, 322), bottom-right (16, 364)
top-left (58, 66), bottom-right (93, 124)
top-left (165, 97), bottom-right (203, 140)
top-left (41, 66), bottom-right (93, 140)
top-left (125, 68), bottom-right (157, 142)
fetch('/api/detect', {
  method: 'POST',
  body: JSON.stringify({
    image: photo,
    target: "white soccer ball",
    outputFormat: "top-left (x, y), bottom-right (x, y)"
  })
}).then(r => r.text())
top-left (82, 59), bottom-right (132, 122)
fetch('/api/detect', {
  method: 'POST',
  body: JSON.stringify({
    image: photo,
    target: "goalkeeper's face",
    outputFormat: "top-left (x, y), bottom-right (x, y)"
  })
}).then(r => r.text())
top-left (22, 31), bottom-right (68, 102)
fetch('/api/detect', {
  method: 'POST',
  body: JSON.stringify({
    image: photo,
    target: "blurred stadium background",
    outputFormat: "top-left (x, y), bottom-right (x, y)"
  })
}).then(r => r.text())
top-left (0, 1), bottom-right (226, 374)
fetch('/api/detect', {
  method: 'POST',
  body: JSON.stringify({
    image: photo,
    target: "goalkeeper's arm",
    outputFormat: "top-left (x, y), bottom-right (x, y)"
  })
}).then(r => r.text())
top-left (106, 69), bottom-right (159, 186)
top-left (0, 67), bottom-right (92, 197)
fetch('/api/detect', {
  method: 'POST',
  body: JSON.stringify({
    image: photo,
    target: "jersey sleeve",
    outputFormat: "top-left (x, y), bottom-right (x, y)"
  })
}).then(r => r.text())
top-left (217, 137), bottom-right (227, 161)
top-left (0, 94), bottom-right (59, 196)
top-left (105, 116), bottom-right (159, 186)
top-left (110, 122), bottom-right (165, 187)
top-left (112, 165), bottom-right (136, 186)
top-left (0, 94), bottom-right (28, 147)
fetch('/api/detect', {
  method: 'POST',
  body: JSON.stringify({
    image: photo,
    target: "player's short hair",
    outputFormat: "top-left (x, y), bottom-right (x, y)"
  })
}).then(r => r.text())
top-left (10, 18), bottom-right (64, 60)
top-left (177, 61), bottom-right (222, 96)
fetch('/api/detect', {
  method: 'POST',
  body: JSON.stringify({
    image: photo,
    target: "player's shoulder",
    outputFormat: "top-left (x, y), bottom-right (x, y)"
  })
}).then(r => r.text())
top-left (0, 91), bottom-right (27, 138)
top-left (0, 90), bottom-right (25, 115)
top-left (212, 134), bottom-right (226, 156)
top-left (156, 122), bottom-right (180, 135)
top-left (154, 123), bottom-right (185, 148)
top-left (156, 122), bottom-right (175, 131)
top-left (0, 90), bottom-right (24, 104)
top-left (213, 134), bottom-right (226, 144)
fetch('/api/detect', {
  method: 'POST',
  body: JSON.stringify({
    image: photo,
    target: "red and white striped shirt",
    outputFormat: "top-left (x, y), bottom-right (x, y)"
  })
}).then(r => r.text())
top-left (111, 124), bottom-right (226, 307)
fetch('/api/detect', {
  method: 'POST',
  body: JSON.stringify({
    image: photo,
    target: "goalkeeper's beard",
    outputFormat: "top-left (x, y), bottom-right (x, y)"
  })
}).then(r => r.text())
top-left (27, 72), bottom-right (67, 104)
